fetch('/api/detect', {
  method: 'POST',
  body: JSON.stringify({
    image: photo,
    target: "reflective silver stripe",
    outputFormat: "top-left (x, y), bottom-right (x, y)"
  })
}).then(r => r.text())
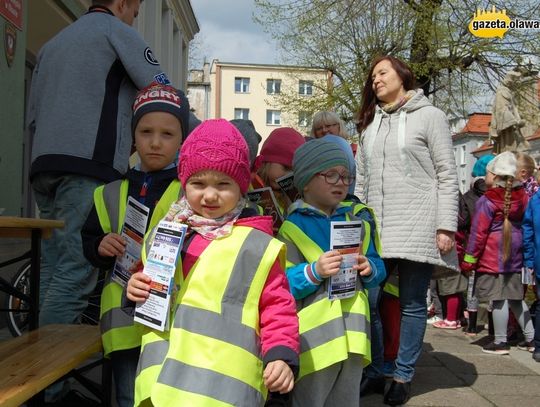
top-left (102, 179), bottom-right (124, 233)
top-left (138, 339), bottom-right (169, 373)
top-left (173, 304), bottom-right (259, 356)
top-left (218, 228), bottom-right (272, 319)
top-left (299, 282), bottom-right (327, 309)
top-left (300, 312), bottom-right (370, 351)
top-left (100, 306), bottom-right (135, 334)
top-left (281, 236), bottom-right (305, 265)
top-left (344, 311), bottom-right (371, 341)
top-left (158, 359), bottom-right (264, 406)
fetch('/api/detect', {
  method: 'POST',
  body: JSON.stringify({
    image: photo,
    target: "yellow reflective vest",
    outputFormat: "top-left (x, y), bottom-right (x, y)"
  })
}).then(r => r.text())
top-left (135, 224), bottom-right (286, 407)
top-left (94, 179), bottom-right (181, 356)
top-left (279, 202), bottom-right (374, 379)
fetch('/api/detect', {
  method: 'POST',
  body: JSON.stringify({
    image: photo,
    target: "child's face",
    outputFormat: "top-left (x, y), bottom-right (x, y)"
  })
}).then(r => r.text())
top-left (185, 170), bottom-right (241, 219)
top-left (303, 165), bottom-right (349, 215)
top-left (485, 171), bottom-right (495, 188)
top-left (266, 163), bottom-right (291, 190)
top-left (134, 111), bottom-right (183, 172)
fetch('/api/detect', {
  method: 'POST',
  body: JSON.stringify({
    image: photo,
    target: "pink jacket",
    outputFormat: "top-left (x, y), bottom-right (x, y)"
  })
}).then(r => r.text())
top-left (182, 215), bottom-right (300, 367)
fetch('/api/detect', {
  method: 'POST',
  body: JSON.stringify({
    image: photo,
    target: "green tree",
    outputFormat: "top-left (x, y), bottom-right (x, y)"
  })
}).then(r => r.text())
top-left (254, 0), bottom-right (540, 129)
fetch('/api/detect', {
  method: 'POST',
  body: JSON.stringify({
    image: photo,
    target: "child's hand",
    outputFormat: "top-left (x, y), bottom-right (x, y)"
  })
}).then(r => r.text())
top-left (126, 272), bottom-right (151, 303)
top-left (353, 254), bottom-right (372, 277)
top-left (263, 360), bottom-right (294, 394)
top-left (437, 230), bottom-right (455, 255)
top-left (98, 233), bottom-right (126, 258)
top-left (316, 251), bottom-right (342, 278)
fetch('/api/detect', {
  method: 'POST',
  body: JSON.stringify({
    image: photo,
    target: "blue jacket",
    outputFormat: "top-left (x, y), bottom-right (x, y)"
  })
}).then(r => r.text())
top-left (522, 191), bottom-right (540, 278)
top-left (278, 200), bottom-right (386, 299)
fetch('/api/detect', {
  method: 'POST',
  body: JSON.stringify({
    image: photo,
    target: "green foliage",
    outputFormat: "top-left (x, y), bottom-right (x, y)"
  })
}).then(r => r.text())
top-left (254, 0), bottom-right (540, 125)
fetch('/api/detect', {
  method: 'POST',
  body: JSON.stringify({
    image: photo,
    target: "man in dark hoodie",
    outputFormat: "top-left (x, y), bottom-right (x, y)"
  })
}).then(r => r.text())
top-left (28, 0), bottom-right (169, 332)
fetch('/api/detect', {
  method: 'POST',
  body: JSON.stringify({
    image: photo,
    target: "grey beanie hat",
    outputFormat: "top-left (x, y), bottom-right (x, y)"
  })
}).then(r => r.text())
top-left (230, 119), bottom-right (261, 167)
top-left (293, 138), bottom-right (349, 193)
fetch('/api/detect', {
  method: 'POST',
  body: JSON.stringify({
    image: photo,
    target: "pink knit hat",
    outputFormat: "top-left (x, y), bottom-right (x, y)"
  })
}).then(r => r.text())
top-left (178, 119), bottom-right (251, 193)
top-left (257, 127), bottom-right (306, 168)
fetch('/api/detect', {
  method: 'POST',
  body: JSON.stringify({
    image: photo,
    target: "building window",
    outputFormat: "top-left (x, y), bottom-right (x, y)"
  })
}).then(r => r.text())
top-left (299, 80), bottom-right (313, 96)
top-left (234, 108), bottom-right (250, 120)
top-left (298, 111), bottom-right (311, 127)
top-left (460, 145), bottom-right (466, 165)
top-left (266, 110), bottom-right (281, 125)
top-left (235, 77), bottom-right (250, 93)
top-left (267, 79), bottom-right (281, 94)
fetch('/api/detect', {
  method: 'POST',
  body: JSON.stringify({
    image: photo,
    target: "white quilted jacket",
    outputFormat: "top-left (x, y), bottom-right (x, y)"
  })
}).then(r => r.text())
top-left (354, 90), bottom-right (459, 270)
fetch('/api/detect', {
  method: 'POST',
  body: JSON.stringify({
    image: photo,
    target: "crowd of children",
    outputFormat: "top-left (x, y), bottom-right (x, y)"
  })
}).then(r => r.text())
top-left (69, 79), bottom-right (540, 407)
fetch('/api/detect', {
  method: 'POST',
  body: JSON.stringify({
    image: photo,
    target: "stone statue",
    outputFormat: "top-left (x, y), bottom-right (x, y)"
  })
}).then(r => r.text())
top-left (489, 70), bottom-right (530, 153)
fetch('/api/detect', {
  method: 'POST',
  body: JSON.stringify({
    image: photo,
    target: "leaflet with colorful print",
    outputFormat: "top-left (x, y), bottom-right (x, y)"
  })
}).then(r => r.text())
top-left (328, 220), bottom-right (363, 300)
top-left (134, 221), bottom-right (187, 331)
top-left (111, 197), bottom-right (149, 287)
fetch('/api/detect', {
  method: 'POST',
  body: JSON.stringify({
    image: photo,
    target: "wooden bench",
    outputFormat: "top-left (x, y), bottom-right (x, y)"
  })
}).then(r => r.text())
top-left (0, 324), bottom-right (110, 407)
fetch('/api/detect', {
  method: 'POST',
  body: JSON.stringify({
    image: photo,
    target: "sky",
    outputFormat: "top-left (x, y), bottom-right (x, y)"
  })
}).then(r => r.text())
top-left (190, 0), bottom-right (280, 67)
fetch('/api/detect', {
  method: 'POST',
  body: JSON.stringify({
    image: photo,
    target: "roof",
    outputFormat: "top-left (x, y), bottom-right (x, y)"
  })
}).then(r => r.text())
top-left (459, 113), bottom-right (491, 134)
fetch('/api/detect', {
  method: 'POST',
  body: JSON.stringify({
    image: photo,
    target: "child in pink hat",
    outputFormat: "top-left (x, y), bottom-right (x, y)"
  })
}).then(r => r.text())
top-left (127, 119), bottom-right (299, 407)
top-left (254, 127), bottom-right (305, 214)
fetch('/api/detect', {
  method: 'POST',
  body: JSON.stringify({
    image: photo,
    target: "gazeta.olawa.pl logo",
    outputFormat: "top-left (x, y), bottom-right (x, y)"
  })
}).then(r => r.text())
top-left (469, 6), bottom-right (540, 38)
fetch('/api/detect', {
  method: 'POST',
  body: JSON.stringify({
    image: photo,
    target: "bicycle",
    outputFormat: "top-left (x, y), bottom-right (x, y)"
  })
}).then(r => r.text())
top-left (3, 260), bottom-right (105, 337)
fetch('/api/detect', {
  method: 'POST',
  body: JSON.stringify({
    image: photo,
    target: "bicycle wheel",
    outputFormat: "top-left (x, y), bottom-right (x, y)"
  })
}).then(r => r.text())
top-left (4, 263), bottom-right (106, 335)
top-left (4, 261), bottom-right (31, 336)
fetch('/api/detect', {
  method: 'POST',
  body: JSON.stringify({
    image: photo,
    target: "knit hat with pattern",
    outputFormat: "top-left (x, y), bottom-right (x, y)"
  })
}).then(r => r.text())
top-left (293, 138), bottom-right (349, 193)
top-left (259, 127), bottom-right (306, 168)
top-left (132, 82), bottom-right (190, 140)
top-left (178, 119), bottom-right (251, 193)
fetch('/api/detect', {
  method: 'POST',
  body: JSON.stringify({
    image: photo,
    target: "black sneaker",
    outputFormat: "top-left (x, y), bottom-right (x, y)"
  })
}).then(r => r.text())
top-left (482, 341), bottom-right (510, 355)
top-left (517, 340), bottom-right (535, 352)
top-left (532, 351), bottom-right (540, 362)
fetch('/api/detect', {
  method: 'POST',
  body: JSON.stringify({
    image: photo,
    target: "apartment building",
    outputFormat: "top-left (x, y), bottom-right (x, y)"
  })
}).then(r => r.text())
top-left (188, 60), bottom-right (331, 144)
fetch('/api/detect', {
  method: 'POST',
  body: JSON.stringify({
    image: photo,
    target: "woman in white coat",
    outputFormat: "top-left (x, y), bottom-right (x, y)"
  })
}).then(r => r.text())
top-left (354, 55), bottom-right (459, 406)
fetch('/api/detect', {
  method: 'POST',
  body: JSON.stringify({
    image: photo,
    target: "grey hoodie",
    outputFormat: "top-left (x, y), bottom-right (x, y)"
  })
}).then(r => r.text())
top-left (28, 7), bottom-right (166, 182)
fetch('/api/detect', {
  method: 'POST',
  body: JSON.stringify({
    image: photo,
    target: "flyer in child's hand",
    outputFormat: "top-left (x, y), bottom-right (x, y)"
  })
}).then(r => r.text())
top-left (246, 187), bottom-right (283, 228)
top-left (112, 197), bottom-right (149, 287)
top-left (276, 172), bottom-right (300, 205)
top-left (134, 220), bottom-right (187, 331)
top-left (328, 221), bottom-right (364, 300)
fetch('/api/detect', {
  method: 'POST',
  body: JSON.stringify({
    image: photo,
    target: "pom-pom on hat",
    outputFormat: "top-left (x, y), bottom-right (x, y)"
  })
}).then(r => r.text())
top-left (472, 154), bottom-right (495, 177)
top-left (486, 151), bottom-right (517, 178)
top-left (178, 119), bottom-right (251, 193)
top-left (293, 138), bottom-right (349, 193)
top-left (258, 127), bottom-right (306, 168)
top-left (132, 82), bottom-right (190, 141)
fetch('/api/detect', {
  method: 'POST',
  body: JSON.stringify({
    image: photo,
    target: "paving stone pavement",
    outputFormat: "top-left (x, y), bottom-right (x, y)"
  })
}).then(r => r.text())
top-left (362, 325), bottom-right (540, 406)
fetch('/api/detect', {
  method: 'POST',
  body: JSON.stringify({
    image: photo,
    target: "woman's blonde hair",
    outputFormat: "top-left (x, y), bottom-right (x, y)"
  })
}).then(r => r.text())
top-left (310, 111), bottom-right (350, 139)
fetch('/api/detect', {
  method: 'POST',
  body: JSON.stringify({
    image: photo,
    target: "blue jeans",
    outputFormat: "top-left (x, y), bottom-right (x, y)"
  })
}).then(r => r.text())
top-left (32, 173), bottom-right (101, 326)
top-left (111, 347), bottom-right (140, 407)
top-left (385, 259), bottom-right (433, 383)
top-left (364, 285), bottom-right (384, 379)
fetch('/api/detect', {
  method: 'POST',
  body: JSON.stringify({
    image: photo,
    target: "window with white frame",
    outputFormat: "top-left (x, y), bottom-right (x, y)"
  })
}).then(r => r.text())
top-left (460, 145), bottom-right (467, 165)
top-left (298, 111), bottom-right (311, 127)
top-left (234, 108), bottom-right (250, 120)
top-left (266, 110), bottom-right (281, 125)
top-left (299, 80), bottom-right (313, 95)
top-left (235, 77), bottom-right (250, 93)
top-left (267, 79), bottom-right (281, 95)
